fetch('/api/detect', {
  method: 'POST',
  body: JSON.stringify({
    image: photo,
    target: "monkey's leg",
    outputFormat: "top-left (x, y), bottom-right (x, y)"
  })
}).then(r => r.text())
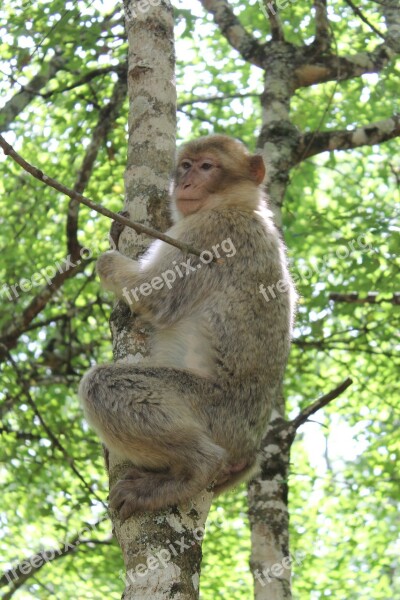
top-left (212, 459), bottom-right (260, 494)
top-left (79, 364), bottom-right (227, 520)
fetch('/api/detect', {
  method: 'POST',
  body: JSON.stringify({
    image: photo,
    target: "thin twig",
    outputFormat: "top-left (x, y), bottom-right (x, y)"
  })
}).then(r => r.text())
top-left (3, 347), bottom-right (107, 508)
top-left (343, 0), bottom-right (386, 40)
top-left (264, 0), bottom-right (284, 41)
top-left (0, 135), bottom-right (204, 259)
top-left (178, 92), bottom-right (259, 109)
top-left (41, 65), bottom-right (126, 98)
top-left (291, 378), bottom-right (353, 430)
top-left (0, 518), bottom-right (110, 593)
top-left (330, 292), bottom-right (400, 305)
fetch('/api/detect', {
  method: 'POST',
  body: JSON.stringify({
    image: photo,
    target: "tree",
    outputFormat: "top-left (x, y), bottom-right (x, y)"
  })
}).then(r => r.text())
top-left (1, 1), bottom-right (399, 599)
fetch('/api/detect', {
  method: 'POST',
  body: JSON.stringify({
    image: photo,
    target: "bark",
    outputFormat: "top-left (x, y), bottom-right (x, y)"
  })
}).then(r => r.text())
top-left (248, 378), bottom-right (352, 600)
top-left (108, 2), bottom-right (213, 598)
top-left (199, 0), bottom-right (267, 67)
top-left (266, 4), bottom-right (284, 42)
top-left (248, 412), bottom-right (293, 600)
top-left (313, 0), bottom-right (331, 51)
top-left (298, 115), bottom-right (400, 159)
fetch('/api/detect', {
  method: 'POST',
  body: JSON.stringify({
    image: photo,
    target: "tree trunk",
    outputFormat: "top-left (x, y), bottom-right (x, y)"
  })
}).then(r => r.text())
top-left (109, 2), bottom-right (213, 598)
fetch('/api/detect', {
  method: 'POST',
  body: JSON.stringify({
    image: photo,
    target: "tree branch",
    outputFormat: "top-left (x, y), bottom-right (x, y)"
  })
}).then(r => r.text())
top-left (0, 51), bottom-right (67, 131)
top-left (343, 0), bottom-right (386, 40)
top-left (0, 522), bottom-right (110, 597)
top-left (0, 259), bottom-right (90, 358)
top-left (297, 114), bottom-right (400, 159)
top-left (199, 0), bottom-right (267, 67)
top-left (295, 44), bottom-right (393, 87)
top-left (67, 74), bottom-right (128, 259)
top-left (330, 292), bottom-right (400, 305)
top-left (178, 91), bottom-right (259, 108)
top-left (263, 1), bottom-right (285, 41)
top-left (297, 0), bottom-right (399, 87)
top-left (313, 0), bottom-right (332, 50)
top-left (0, 135), bottom-right (205, 258)
top-left (291, 378), bottom-right (353, 430)
top-left (41, 64), bottom-right (126, 98)
top-left (0, 76), bottom-right (128, 353)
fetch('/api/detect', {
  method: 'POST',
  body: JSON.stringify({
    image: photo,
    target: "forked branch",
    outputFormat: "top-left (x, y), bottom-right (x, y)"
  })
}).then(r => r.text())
top-left (292, 378), bottom-right (353, 430)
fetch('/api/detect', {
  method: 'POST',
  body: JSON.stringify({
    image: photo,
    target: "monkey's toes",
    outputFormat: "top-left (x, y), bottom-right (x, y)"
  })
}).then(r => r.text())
top-left (109, 468), bottom-right (149, 521)
top-left (109, 479), bottom-right (141, 522)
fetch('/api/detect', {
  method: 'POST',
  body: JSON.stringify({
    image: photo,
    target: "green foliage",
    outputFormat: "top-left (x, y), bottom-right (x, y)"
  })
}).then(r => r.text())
top-left (1, 1), bottom-right (399, 599)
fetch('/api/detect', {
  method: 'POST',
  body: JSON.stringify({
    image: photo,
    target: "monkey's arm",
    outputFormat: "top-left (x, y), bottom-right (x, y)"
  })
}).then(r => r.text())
top-left (96, 250), bottom-right (140, 296)
top-left (96, 244), bottom-right (226, 324)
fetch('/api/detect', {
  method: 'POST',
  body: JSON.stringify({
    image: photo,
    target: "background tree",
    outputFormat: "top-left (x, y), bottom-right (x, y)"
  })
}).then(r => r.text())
top-left (0, 1), bottom-right (399, 599)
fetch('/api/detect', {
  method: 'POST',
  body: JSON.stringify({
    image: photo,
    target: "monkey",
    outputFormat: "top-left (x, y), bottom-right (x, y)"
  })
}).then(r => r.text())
top-left (79, 135), bottom-right (296, 522)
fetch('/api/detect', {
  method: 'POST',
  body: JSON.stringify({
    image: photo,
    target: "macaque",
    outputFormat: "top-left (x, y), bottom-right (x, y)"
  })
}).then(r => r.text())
top-left (79, 135), bottom-right (296, 521)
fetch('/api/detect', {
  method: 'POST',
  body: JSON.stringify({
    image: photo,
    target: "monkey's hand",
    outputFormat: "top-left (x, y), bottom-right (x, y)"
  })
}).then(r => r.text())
top-left (96, 251), bottom-right (140, 297)
top-left (110, 210), bottom-right (130, 250)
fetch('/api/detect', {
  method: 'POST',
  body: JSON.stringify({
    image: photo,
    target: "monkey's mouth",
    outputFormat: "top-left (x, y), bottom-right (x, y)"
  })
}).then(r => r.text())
top-left (177, 196), bottom-right (203, 203)
top-left (177, 198), bottom-right (204, 215)
top-left (177, 192), bottom-right (203, 201)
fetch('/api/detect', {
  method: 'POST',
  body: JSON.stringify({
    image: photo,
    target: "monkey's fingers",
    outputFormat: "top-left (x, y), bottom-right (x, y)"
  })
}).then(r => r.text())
top-left (110, 210), bottom-right (130, 250)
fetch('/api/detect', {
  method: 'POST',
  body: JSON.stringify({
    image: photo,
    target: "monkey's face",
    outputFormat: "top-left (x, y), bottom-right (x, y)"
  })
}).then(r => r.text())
top-left (174, 154), bottom-right (223, 216)
top-left (173, 136), bottom-right (266, 218)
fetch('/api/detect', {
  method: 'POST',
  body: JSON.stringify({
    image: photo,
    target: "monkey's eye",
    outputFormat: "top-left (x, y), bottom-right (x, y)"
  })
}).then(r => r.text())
top-left (181, 161), bottom-right (192, 170)
top-left (200, 162), bottom-right (213, 170)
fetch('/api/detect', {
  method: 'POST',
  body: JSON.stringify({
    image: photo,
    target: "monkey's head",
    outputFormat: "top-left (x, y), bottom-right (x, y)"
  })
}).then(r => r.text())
top-left (173, 135), bottom-right (266, 218)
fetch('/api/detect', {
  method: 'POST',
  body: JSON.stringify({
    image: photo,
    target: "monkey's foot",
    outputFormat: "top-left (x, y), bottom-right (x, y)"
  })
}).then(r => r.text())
top-left (110, 210), bottom-right (130, 249)
top-left (213, 460), bottom-right (248, 487)
top-left (109, 467), bottom-right (177, 522)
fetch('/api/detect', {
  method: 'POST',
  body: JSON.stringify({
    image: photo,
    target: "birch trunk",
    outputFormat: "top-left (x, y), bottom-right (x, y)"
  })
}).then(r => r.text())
top-left (109, 2), bottom-right (213, 598)
top-left (249, 54), bottom-right (300, 600)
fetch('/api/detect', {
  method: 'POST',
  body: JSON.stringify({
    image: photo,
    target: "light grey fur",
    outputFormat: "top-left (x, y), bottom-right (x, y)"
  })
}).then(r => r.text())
top-left (79, 135), bottom-right (296, 520)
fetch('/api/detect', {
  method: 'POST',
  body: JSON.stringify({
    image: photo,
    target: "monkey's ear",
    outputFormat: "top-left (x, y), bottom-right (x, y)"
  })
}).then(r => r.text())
top-left (249, 155), bottom-right (266, 185)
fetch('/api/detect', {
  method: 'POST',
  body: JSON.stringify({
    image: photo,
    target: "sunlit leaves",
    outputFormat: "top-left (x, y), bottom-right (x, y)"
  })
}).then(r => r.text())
top-left (0, 1), bottom-right (399, 598)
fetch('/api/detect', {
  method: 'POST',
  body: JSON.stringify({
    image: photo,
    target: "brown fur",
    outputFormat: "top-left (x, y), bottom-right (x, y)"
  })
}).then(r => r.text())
top-left (79, 135), bottom-right (296, 521)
